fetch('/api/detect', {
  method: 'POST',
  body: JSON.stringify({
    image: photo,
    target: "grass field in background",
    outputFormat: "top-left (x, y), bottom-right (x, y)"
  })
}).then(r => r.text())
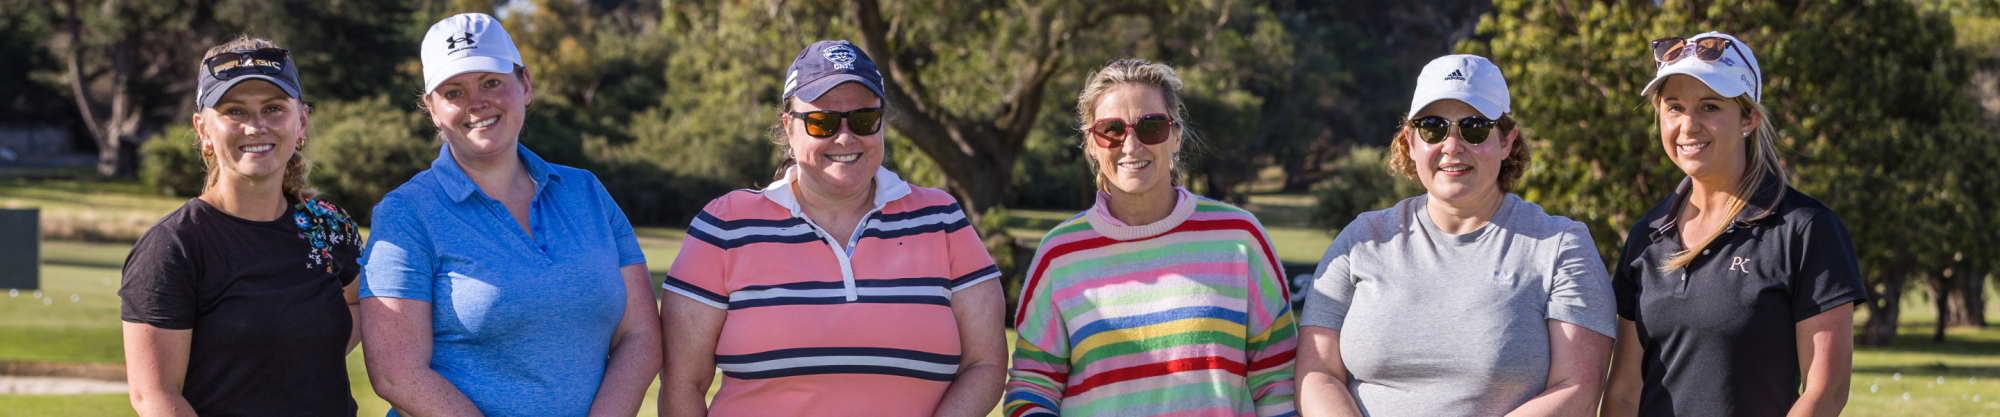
top-left (4, 181), bottom-right (1998, 415)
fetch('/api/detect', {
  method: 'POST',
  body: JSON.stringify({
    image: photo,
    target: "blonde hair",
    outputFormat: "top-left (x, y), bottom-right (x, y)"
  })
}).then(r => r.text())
top-left (1074, 59), bottom-right (1198, 190)
top-left (198, 35), bottom-right (316, 202)
top-left (1648, 91), bottom-right (1789, 271)
top-left (1387, 112), bottom-right (1533, 193)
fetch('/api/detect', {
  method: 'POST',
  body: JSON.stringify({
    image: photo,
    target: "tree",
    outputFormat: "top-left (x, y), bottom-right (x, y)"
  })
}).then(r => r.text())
top-left (1462, 0), bottom-right (1991, 345)
top-left (848, 0), bottom-right (1174, 220)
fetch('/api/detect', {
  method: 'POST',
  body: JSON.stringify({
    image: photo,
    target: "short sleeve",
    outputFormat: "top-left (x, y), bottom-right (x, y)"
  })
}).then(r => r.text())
top-left (1790, 210), bottom-right (1867, 322)
top-left (358, 195), bottom-right (439, 301)
top-left (1547, 223), bottom-right (1618, 339)
top-left (1611, 221), bottom-right (1649, 321)
top-left (588, 173), bottom-right (645, 267)
top-left (944, 200), bottom-right (1001, 292)
top-left (1300, 223), bottom-right (1362, 330)
top-left (120, 226), bottom-right (200, 330)
top-left (318, 200), bottom-right (365, 286)
top-left (662, 200), bottom-right (734, 309)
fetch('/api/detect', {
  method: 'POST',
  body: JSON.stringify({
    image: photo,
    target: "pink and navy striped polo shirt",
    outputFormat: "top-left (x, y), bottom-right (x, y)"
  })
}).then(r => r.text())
top-left (663, 166), bottom-right (1001, 416)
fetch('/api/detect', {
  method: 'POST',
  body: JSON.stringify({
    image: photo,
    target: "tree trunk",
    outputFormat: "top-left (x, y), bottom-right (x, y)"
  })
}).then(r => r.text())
top-left (1860, 271), bottom-right (1905, 346)
top-left (64, 0), bottom-right (142, 178)
top-left (1946, 269), bottom-right (1987, 328)
top-left (850, 0), bottom-right (1160, 223)
top-left (1930, 270), bottom-right (1954, 343)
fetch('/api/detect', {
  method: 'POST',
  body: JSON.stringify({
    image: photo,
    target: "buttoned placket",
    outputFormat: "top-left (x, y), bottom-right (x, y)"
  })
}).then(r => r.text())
top-left (480, 181), bottom-right (552, 265)
top-left (792, 207), bottom-right (883, 302)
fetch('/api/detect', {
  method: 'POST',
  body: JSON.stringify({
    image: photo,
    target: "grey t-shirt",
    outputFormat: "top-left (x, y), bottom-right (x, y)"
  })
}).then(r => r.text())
top-left (1301, 193), bottom-right (1617, 417)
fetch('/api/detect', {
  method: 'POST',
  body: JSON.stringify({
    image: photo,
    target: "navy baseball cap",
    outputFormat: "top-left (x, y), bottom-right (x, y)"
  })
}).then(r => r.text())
top-left (196, 49), bottom-right (303, 109)
top-left (782, 40), bottom-right (885, 103)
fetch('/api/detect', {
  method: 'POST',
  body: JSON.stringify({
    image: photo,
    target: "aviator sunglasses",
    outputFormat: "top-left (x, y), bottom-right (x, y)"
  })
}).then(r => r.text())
top-left (1650, 36), bottom-right (1762, 97)
top-left (1408, 115), bottom-right (1497, 144)
top-left (1090, 114), bottom-right (1175, 148)
top-left (790, 108), bottom-right (884, 138)
top-left (202, 48), bottom-right (291, 80)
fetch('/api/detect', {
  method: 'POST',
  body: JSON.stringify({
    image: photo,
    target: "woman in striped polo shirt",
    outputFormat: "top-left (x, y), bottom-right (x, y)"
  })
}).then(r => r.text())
top-left (657, 40), bottom-right (1008, 417)
top-left (1003, 59), bottom-right (1299, 417)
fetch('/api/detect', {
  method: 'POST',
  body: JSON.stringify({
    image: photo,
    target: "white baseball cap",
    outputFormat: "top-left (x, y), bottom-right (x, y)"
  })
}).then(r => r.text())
top-left (1640, 32), bottom-right (1762, 103)
top-left (420, 13), bottom-right (524, 94)
top-left (1408, 54), bottom-right (1511, 119)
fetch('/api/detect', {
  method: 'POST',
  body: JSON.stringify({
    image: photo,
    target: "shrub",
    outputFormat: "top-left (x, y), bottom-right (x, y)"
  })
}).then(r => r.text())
top-left (308, 95), bottom-right (436, 225)
top-left (1309, 145), bottom-right (1424, 234)
top-left (139, 124), bottom-right (204, 197)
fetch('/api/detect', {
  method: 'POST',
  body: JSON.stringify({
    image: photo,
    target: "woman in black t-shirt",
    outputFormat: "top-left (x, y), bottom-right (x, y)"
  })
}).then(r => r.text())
top-left (1600, 32), bottom-right (1865, 417)
top-left (120, 36), bottom-right (362, 416)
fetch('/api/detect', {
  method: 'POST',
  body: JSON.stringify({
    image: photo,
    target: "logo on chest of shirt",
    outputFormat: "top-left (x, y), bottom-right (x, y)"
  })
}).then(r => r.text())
top-left (1728, 256), bottom-right (1753, 273)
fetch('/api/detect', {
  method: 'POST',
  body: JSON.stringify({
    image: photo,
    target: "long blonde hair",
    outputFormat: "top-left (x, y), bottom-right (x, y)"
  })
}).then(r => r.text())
top-left (1073, 59), bottom-right (1199, 191)
top-left (198, 36), bottom-right (316, 202)
top-left (1651, 92), bottom-right (1788, 271)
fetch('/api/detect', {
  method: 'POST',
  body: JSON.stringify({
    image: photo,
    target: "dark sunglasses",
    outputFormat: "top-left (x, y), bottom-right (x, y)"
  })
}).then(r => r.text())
top-left (202, 48), bottom-right (290, 80)
top-left (1651, 37), bottom-right (1761, 97)
top-left (1408, 115), bottom-right (1497, 144)
top-left (1090, 114), bottom-right (1175, 148)
top-left (790, 108), bottom-right (883, 138)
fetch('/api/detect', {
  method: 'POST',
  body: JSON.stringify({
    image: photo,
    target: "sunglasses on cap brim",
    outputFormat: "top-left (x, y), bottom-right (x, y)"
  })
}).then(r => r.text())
top-left (1650, 37), bottom-right (1761, 98)
top-left (203, 48), bottom-right (290, 81)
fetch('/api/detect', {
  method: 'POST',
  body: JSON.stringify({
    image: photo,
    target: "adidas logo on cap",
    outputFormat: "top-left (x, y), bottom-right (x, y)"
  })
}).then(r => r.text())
top-left (1444, 69), bottom-right (1467, 81)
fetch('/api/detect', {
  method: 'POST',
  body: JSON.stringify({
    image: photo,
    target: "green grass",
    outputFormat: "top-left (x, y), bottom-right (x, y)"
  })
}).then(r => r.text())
top-left (6, 182), bottom-right (1998, 416)
top-left (0, 178), bottom-right (187, 219)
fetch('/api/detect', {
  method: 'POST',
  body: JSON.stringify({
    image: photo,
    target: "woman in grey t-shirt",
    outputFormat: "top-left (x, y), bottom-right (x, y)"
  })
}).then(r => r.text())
top-left (1293, 55), bottom-right (1618, 416)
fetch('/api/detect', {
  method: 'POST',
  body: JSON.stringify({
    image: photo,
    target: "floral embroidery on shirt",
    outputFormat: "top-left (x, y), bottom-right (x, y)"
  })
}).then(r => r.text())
top-left (294, 199), bottom-right (359, 270)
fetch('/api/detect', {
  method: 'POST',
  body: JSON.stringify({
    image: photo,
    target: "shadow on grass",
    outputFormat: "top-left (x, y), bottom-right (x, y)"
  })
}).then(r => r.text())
top-left (1855, 324), bottom-right (2000, 355)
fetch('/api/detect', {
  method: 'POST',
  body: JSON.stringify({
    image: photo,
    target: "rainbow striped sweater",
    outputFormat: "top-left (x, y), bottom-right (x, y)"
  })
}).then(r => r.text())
top-left (1005, 189), bottom-right (1298, 417)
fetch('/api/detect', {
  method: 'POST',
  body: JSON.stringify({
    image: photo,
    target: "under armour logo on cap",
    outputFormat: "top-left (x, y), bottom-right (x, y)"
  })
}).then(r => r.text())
top-left (446, 33), bottom-right (476, 50)
top-left (1444, 69), bottom-right (1467, 81)
top-left (420, 13), bottom-right (524, 94)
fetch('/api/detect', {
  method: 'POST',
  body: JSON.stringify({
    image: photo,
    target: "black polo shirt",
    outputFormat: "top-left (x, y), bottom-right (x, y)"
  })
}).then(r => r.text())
top-left (1611, 174), bottom-right (1866, 417)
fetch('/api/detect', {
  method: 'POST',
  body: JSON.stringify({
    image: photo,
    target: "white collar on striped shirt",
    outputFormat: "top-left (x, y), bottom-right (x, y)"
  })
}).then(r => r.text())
top-left (761, 165), bottom-right (913, 217)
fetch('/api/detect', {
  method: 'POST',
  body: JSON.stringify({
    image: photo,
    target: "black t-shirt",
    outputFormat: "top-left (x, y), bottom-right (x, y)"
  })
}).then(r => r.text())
top-left (120, 197), bottom-right (361, 417)
top-left (1612, 174), bottom-right (1867, 417)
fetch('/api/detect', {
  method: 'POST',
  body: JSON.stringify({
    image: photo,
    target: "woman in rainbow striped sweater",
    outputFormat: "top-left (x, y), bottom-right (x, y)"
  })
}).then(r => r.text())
top-left (1003, 59), bottom-right (1299, 417)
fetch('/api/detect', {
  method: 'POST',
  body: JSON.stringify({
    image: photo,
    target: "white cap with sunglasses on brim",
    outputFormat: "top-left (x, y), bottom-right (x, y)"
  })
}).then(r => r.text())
top-left (1409, 54), bottom-right (1511, 120)
top-left (420, 13), bottom-right (524, 94)
top-left (1640, 31), bottom-right (1762, 103)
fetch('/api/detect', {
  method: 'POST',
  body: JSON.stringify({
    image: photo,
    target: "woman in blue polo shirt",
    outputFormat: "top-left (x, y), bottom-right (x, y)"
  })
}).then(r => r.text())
top-left (1600, 32), bottom-right (1866, 416)
top-left (357, 13), bottom-right (660, 416)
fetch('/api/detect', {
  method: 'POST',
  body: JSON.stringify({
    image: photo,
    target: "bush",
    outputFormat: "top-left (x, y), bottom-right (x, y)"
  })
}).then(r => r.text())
top-left (308, 95), bottom-right (436, 225)
top-left (1309, 145), bottom-right (1424, 233)
top-left (139, 124), bottom-right (204, 197)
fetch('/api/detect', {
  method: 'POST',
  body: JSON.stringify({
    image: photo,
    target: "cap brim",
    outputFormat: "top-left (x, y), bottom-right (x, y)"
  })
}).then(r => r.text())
top-left (199, 75), bottom-right (303, 109)
top-left (1640, 63), bottom-right (1750, 100)
top-left (787, 74), bottom-right (885, 103)
top-left (424, 56), bottom-right (516, 94)
top-left (1408, 90), bottom-right (1506, 119)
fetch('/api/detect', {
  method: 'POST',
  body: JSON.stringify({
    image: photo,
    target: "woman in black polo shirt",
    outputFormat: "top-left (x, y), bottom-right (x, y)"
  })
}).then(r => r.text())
top-left (120, 36), bottom-right (361, 416)
top-left (1600, 32), bottom-right (1866, 417)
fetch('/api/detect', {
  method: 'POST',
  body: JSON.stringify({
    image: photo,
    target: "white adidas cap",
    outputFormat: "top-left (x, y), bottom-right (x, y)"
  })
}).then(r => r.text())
top-left (1640, 32), bottom-right (1762, 103)
top-left (420, 13), bottom-right (524, 94)
top-left (1408, 54), bottom-right (1511, 119)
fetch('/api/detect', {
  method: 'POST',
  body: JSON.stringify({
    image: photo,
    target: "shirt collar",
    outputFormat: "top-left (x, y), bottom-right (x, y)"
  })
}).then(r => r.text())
top-left (760, 165), bottom-right (913, 216)
top-left (1649, 171), bottom-right (1786, 239)
top-left (432, 142), bottom-right (563, 203)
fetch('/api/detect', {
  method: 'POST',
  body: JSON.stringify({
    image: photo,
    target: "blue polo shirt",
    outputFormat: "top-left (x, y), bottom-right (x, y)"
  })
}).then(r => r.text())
top-left (359, 143), bottom-right (645, 417)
